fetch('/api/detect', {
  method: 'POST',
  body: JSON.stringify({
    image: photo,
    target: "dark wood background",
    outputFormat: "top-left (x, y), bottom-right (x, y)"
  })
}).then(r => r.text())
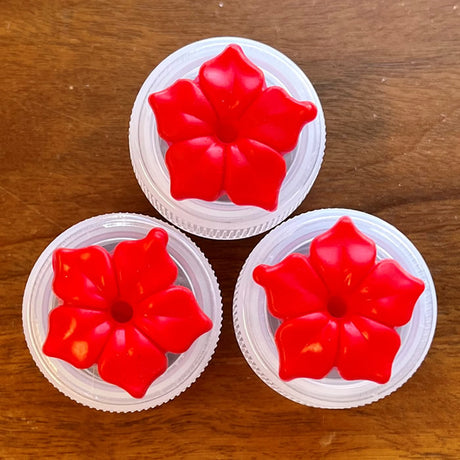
top-left (1, 0), bottom-right (459, 458)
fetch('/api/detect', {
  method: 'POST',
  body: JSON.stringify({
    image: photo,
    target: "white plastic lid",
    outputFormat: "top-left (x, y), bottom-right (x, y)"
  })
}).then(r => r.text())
top-left (23, 213), bottom-right (222, 412)
top-left (233, 208), bottom-right (437, 408)
top-left (129, 36), bottom-right (326, 239)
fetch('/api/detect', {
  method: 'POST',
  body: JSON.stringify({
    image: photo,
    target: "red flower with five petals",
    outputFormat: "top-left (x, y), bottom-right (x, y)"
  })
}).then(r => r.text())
top-left (253, 217), bottom-right (425, 383)
top-left (148, 44), bottom-right (317, 211)
top-left (43, 228), bottom-right (212, 398)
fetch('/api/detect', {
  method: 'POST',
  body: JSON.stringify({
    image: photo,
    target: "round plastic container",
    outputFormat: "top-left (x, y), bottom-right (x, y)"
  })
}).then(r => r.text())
top-left (23, 213), bottom-right (222, 412)
top-left (129, 36), bottom-right (326, 240)
top-left (233, 208), bottom-right (437, 408)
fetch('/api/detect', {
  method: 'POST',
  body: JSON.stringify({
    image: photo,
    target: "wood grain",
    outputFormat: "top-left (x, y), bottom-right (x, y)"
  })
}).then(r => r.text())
top-left (1, 0), bottom-right (459, 458)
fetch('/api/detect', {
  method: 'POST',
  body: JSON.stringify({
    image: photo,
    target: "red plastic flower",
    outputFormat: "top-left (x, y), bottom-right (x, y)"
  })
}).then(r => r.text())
top-left (148, 44), bottom-right (317, 211)
top-left (253, 217), bottom-right (425, 383)
top-left (43, 228), bottom-right (212, 398)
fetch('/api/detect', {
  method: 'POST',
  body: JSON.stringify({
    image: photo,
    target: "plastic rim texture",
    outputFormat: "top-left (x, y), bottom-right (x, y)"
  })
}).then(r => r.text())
top-left (23, 213), bottom-right (222, 412)
top-left (129, 36), bottom-right (326, 240)
top-left (233, 208), bottom-right (437, 409)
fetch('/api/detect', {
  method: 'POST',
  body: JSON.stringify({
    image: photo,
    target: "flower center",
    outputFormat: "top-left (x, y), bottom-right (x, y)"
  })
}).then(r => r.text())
top-left (216, 121), bottom-right (239, 143)
top-left (111, 300), bottom-right (134, 323)
top-left (327, 296), bottom-right (348, 318)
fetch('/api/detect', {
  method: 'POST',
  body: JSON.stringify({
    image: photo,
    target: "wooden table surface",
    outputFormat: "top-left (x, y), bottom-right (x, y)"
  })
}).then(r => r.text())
top-left (1, 0), bottom-right (459, 458)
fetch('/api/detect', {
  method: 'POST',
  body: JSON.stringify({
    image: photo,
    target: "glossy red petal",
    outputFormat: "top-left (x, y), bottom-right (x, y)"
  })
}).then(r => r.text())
top-left (198, 44), bottom-right (264, 121)
top-left (351, 259), bottom-right (425, 327)
top-left (98, 325), bottom-right (167, 398)
top-left (165, 137), bottom-right (225, 201)
top-left (275, 312), bottom-right (339, 380)
top-left (135, 286), bottom-right (212, 354)
top-left (148, 79), bottom-right (217, 143)
top-left (337, 316), bottom-right (401, 383)
top-left (43, 306), bottom-right (112, 369)
top-left (239, 86), bottom-right (317, 153)
top-left (224, 139), bottom-right (286, 210)
top-left (309, 217), bottom-right (377, 296)
top-left (112, 228), bottom-right (177, 305)
top-left (52, 246), bottom-right (118, 310)
top-left (253, 253), bottom-right (328, 320)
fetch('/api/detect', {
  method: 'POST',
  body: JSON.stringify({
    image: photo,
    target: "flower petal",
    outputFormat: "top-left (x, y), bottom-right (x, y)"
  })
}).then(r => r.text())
top-left (135, 286), bottom-right (212, 354)
top-left (98, 325), bottom-right (167, 398)
top-left (275, 312), bottom-right (339, 380)
top-left (112, 228), bottom-right (177, 304)
top-left (337, 316), bottom-right (401, 383)
top-left (309, 217), bottom-right (377, 295)
top-left (198, 44), bottom-right (264, 121)
top-left (52, 246), bottom-right (118, 310)
top-left (165, 136), bottom-right (225, 202)
top-left (351, 259), bottom-right (425, 327)
top-left (253, 253), bottom-right (328, 320)
top-left (239, 86), bottom-right (317, 153)
top-left (224, 139), bottom-right (286, 210)
top-left (43, 306), bottom-right (112, 369)
top-left (148, 79), bottom-right (217, 143)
